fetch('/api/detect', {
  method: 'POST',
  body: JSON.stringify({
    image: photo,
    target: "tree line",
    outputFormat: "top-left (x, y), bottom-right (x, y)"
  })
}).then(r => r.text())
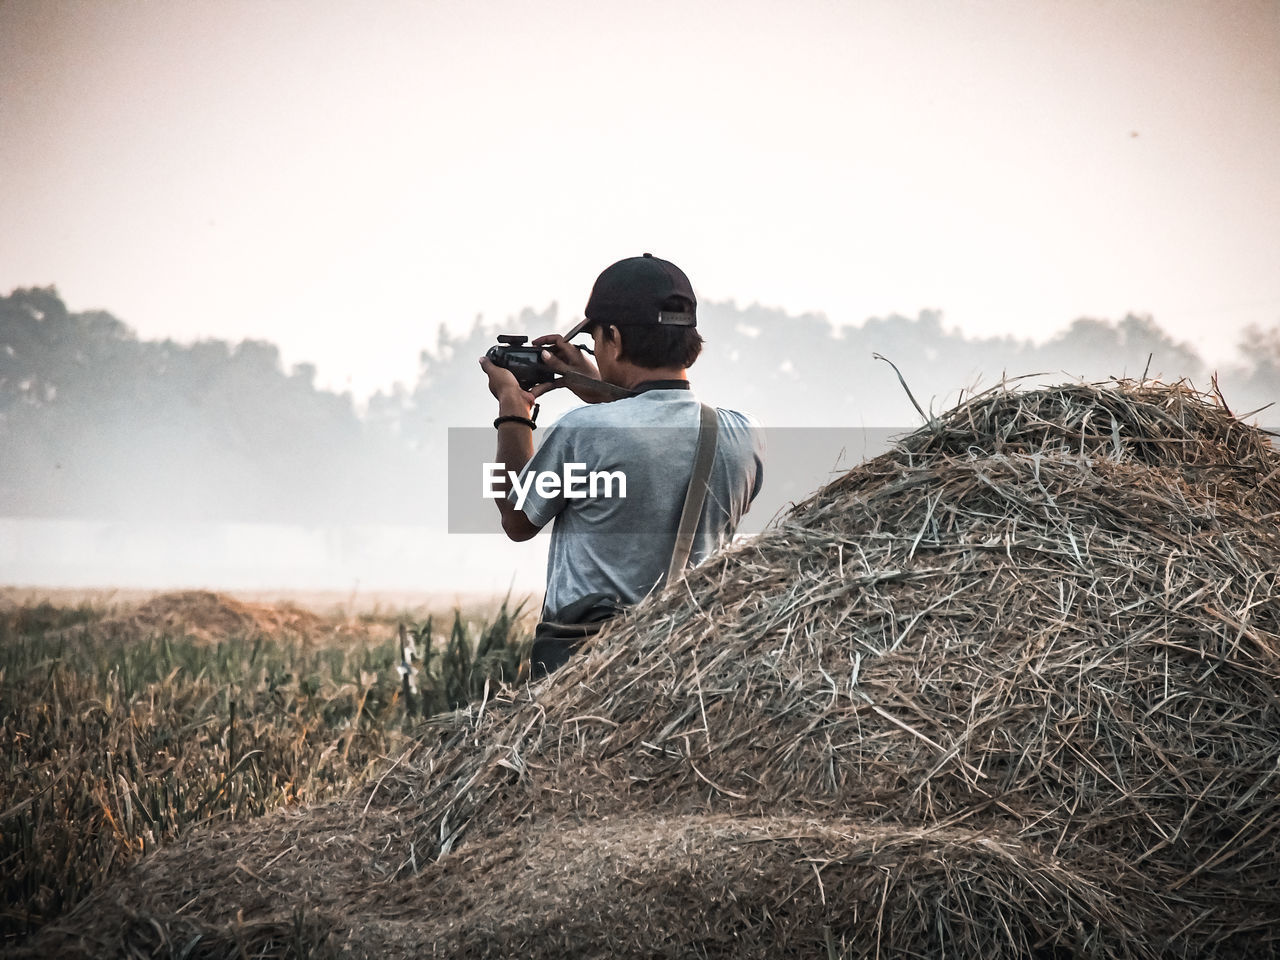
top-left (2, 286), bottom-right (1276, 523)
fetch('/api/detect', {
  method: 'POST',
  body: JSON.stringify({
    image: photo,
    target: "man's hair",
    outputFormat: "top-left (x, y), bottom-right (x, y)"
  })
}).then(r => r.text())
top-left (601, 296), bottom-right (704, 370)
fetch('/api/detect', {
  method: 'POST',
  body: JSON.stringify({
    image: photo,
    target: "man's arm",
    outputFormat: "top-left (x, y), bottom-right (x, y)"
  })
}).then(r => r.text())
top-left (479, 357), bottom-right (543, 542)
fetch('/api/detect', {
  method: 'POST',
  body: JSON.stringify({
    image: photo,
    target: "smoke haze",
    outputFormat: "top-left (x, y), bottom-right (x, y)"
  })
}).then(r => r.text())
top-left (3, 287), bottom-right (1278, 595)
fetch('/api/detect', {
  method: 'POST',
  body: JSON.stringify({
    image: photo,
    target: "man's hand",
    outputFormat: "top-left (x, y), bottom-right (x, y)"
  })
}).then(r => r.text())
top-left (479, 357), bottom-right (537, 415)
top-left (529, 334), bottom-right (615, 404)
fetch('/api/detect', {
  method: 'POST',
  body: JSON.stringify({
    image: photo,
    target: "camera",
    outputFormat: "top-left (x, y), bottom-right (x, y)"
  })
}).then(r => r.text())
top-left (485, 335), bottom-right (553, 391)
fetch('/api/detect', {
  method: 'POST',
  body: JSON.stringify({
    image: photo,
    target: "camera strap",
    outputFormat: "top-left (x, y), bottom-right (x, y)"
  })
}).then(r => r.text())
top-left (666, 403), bottom-right (719, 587)
top-left (536, 365), bottom-right (636, 401)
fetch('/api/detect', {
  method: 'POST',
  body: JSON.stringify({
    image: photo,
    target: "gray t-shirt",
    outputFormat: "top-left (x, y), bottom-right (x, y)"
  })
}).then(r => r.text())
top-left (512, 388), bottom-right (764, 616)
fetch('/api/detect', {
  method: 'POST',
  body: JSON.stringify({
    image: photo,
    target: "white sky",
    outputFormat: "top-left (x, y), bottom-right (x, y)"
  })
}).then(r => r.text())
top-left (2, 0), bottom-right (1278, 400)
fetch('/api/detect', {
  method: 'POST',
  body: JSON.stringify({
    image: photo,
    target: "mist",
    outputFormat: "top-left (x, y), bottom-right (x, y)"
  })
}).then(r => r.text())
top-left (3, 286), bottom-right (1278, 598)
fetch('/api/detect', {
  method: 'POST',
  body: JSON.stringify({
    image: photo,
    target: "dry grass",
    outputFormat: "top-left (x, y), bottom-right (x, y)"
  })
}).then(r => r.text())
top-left (18, 379), bottom-right (1280, 959)
top-left (0, 592), bottom-right (530, 953)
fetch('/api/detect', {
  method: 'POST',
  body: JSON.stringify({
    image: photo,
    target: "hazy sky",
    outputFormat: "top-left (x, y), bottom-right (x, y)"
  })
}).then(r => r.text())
top-left (2, 0), bottom-right (1278, 399)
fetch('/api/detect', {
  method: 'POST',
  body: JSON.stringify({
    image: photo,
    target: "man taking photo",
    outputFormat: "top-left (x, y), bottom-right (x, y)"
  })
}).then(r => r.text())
top-left (479, 253), bottom-right (764, 677)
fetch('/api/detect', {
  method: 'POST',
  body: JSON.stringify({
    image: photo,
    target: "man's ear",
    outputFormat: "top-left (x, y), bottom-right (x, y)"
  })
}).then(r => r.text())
top-left (603, 324), bottom-right (623, 359)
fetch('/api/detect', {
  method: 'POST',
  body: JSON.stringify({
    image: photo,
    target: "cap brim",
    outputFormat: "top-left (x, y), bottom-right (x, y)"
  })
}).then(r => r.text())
top-left (565, 317), bottom-right (594, 340)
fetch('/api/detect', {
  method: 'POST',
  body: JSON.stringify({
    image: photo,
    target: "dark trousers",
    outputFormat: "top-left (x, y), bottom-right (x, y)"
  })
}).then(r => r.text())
top-left (527, 592), bottom-right (625, 679)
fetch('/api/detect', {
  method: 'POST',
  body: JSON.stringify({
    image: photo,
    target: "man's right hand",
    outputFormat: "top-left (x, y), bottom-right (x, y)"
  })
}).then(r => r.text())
top-left (478, 357), bottom-right (537, 414)
top-left (530, 334), bottom-right (614, 404)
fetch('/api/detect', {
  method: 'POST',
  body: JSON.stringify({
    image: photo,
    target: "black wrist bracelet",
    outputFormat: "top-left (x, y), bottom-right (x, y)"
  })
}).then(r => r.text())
top-left (494, 415), bottom-right (537, 430)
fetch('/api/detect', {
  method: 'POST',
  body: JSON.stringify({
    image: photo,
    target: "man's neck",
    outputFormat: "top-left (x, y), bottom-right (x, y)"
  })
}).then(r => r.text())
top-left (609, 364), bottom-right (689, 390)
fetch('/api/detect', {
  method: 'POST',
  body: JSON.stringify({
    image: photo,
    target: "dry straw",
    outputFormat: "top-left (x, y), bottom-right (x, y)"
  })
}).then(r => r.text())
top-left (27, 379), bottom-right (1280, 959)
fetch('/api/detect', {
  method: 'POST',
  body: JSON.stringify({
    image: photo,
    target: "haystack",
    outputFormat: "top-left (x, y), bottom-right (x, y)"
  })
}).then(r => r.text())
top-left (87, 590), bottom-right (362, 643)
top-left (27, 380), bottom-right (1280, 959)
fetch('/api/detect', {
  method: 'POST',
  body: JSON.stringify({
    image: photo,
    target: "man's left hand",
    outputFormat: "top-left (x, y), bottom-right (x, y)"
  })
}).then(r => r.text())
top-left (530, 334), bottom-right (615, 404)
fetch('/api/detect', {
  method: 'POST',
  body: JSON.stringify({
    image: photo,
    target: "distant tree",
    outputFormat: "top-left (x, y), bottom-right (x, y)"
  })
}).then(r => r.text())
top-left (1219, 324), bottom-right (1280, 425)
top-left (1036, 314), bottom-right (1206, 384)
top-left (5, 285), bottom-right (1239, 524)
top-left (0, 288), bottom-right (411, 523)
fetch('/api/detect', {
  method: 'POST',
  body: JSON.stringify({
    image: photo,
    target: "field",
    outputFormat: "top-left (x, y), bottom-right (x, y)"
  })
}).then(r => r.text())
top-left (0, 588), bottom-right (532, 949)
top-left (7, 380), bottom-right (1280, 959)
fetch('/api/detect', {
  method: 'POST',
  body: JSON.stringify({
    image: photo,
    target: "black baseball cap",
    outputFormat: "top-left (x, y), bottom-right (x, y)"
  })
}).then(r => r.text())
top-left (565, 253), bottom-right (697, 340)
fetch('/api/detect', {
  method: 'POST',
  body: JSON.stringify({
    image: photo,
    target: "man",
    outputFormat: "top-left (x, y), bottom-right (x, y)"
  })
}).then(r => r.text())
top-left (479, 253), bottom-right (764, 676)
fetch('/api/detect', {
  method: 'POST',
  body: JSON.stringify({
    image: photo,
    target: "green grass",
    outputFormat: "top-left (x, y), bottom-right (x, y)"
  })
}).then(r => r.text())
top-left (406, 598), bottom-right (530, 715)
top-left (0, 596), bottom-right (530, 947)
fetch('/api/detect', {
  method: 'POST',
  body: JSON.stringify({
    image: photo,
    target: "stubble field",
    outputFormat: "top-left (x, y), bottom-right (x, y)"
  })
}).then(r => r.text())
top-left (0, 588), bottom-right (530, 949)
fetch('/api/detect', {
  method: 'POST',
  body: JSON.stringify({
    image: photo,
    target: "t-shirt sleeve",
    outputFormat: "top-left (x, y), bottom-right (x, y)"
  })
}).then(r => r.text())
top-left (748, 414), bottom-right (766, 503)
top-left (720, 408), bottom-right (766, 505)
top-left (509, 419), bottom-right (575, 528)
